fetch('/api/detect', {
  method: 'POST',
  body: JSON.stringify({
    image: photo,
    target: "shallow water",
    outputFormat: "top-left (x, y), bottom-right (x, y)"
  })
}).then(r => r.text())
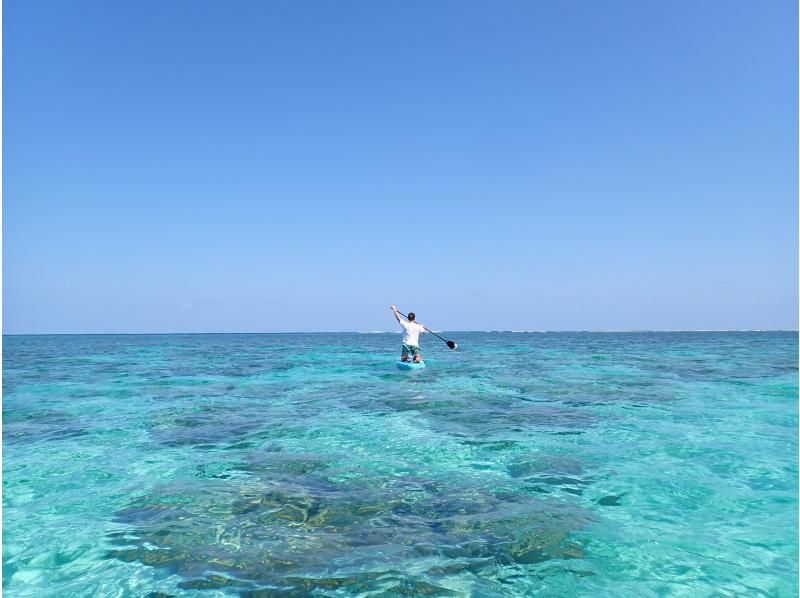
top-left (3, 332), bottom-right (797, 596)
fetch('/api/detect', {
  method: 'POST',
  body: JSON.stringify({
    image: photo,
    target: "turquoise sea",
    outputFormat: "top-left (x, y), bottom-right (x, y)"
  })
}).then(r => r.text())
top-left (3, 332), bottom-right (798, 596)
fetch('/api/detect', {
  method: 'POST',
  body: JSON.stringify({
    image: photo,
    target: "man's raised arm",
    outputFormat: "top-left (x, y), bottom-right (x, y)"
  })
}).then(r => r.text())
top-left (390, 305), bottom-right (404, 325)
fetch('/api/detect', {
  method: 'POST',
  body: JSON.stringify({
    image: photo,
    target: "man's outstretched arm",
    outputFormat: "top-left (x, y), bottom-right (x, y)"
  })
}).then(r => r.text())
top-left (390, 305), bottom-right (404, 325)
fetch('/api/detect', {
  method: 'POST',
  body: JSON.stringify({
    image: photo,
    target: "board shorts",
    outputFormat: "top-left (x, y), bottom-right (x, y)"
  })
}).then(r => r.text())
top-left (401, 344), bottom-right (421, 358)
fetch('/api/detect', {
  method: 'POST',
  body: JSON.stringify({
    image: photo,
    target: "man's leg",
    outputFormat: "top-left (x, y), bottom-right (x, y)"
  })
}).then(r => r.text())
top-left (401, 344), bottom-right (410, 361)
top-left (412, 346), bottom-right (421, 363)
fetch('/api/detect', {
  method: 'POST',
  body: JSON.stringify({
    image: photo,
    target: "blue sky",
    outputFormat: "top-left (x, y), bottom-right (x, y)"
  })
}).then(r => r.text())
top-left (4, 0), bottom-right (797, 333)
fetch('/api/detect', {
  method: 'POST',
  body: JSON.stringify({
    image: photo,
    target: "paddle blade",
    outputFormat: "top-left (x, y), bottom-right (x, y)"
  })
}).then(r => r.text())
top-left (446, 340), bottom-right (458, 350)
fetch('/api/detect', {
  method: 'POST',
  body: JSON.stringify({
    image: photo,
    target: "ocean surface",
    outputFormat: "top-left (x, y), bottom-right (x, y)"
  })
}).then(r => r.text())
top-left (3, 332), bottom-right (797, 597)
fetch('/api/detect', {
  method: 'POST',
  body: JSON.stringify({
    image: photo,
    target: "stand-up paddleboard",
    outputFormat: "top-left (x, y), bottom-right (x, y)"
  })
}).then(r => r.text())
top-left (397, 360), bottom-right (425, 370)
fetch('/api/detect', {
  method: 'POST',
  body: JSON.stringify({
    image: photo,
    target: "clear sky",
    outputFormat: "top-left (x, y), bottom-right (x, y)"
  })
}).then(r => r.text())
top-left (4, 0), bottom-right (797, 333)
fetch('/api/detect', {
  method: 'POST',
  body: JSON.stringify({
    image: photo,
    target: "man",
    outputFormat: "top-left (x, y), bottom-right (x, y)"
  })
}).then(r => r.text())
top-left (390, 305), bottom-right (426, 363)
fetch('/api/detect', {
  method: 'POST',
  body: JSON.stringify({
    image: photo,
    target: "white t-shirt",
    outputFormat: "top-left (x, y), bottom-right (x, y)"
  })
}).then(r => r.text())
top-left (400, 320), bottom-right (426, 346)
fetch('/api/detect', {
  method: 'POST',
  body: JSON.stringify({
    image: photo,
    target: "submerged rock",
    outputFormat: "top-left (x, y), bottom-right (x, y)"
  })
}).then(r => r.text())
top-left (108, 469), bottom-right (591, 594)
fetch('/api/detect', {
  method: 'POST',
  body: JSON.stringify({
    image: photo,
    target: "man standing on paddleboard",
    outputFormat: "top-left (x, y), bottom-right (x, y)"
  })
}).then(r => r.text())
top-left (391, 305), bottom-right (427, 363)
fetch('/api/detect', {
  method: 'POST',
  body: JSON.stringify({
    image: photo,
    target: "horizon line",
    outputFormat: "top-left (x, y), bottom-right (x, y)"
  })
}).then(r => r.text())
top-left (2, 329), bottom-right (797, 336)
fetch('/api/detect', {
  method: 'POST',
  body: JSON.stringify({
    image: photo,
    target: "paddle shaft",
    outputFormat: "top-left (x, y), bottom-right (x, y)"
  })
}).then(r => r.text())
top-left (395, 310), bottom-right (451, 345)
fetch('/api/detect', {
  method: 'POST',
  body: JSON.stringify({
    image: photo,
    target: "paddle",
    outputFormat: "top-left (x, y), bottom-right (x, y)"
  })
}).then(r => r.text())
top-left (393, 309), bottom-right (458, 350)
